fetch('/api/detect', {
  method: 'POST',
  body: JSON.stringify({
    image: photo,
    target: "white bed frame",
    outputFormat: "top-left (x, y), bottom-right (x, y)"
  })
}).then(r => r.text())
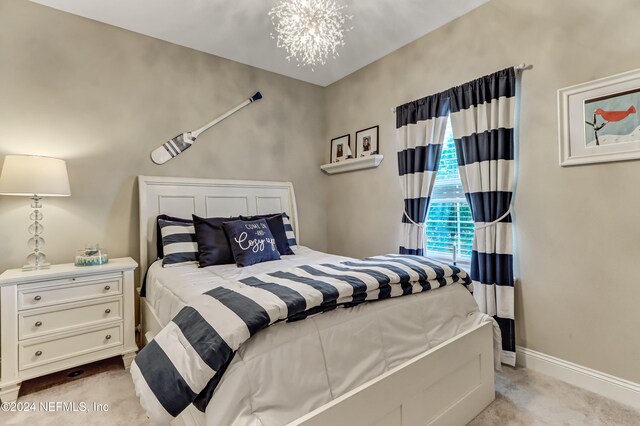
top-left (137, 175), bottom-right (495, 426)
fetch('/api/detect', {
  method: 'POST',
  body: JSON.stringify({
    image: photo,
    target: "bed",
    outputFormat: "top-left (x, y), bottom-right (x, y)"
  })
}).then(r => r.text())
top-left (136, 175), bottom-right (498, 426)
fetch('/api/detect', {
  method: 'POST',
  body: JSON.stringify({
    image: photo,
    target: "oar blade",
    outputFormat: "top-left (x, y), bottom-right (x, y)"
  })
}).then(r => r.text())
top-left (151, 133), bottom-right (195, 165)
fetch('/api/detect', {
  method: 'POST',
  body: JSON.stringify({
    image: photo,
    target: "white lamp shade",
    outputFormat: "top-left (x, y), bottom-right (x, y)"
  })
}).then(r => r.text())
top-left (0, 155), bottom-right (71, 197)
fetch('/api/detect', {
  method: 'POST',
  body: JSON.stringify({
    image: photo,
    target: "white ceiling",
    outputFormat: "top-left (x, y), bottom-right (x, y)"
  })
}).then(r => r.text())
top-left (31, 0), bottom-right (488, 87)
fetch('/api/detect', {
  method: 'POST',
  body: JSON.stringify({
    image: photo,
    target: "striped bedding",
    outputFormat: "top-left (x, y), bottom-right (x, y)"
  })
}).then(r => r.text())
top-left (131, 255), bottom-right (471, 424)
top-left (282, 214), bottom-right (297, 247)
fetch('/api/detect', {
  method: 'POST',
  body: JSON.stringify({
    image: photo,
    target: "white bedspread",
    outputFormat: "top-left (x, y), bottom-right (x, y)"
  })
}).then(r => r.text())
top-left (144, 246), bottom-right (499, 426)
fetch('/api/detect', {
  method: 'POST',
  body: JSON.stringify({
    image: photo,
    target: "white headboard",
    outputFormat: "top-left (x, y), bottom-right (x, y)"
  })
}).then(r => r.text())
top-left (138, 175), bottom-right (299, 282)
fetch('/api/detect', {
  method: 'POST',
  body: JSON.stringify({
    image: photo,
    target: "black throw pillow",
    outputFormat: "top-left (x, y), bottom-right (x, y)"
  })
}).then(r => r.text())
top-left (192, 214), bottom-right (239, 267)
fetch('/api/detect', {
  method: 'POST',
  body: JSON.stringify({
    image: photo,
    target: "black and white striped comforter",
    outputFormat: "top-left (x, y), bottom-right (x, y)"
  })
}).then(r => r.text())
top-left (131, 255), bottom-right (471, 424)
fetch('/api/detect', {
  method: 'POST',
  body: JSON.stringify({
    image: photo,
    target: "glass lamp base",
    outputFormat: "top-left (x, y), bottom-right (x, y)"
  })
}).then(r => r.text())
top-left (23, 263), bottom-right (51, 271)
top-left (23, 252), bottom-right (50, 271)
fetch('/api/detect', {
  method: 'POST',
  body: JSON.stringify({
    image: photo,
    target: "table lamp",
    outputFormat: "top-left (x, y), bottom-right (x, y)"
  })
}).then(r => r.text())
top-left (0, 155), bottom-right (71, 271)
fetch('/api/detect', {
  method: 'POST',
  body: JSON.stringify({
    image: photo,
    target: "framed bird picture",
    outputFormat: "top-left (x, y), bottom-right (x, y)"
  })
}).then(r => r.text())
top-left (558, 68), bottom-right (640, 166)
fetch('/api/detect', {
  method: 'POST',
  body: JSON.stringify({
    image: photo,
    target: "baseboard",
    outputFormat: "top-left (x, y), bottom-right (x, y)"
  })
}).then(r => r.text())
top-left (516, 346), bottom-right (640, 410)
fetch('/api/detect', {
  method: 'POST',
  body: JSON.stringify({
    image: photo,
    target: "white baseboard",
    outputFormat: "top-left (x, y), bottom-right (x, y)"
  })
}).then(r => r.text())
top-left (516, 346), bottom-right (640, 410)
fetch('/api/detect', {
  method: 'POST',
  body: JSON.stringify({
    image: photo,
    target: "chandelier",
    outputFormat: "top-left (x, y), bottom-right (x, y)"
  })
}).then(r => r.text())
top-left (269, 0), bottom-right (352, 69)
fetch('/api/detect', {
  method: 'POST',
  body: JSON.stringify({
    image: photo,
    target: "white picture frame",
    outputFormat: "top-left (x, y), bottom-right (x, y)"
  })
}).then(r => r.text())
top-left (558, 68), bottom-right (640, 166)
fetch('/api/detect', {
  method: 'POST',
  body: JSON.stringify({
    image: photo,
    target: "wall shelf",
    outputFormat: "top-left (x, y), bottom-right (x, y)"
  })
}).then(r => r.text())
top-left (320, 155), bottom-right (384, 175)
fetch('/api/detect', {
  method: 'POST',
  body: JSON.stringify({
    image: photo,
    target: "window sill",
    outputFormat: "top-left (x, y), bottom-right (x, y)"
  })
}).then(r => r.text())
top-left (425, 253), bottom-right (471, 272)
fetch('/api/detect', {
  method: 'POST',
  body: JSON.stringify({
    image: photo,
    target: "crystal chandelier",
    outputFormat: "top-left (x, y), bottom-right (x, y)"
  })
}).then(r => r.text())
top-left (269, 0), bottom-right (352, 69)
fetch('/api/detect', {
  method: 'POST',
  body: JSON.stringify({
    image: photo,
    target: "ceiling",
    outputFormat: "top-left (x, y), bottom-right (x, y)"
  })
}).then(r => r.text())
top-left (31, 0), bottom-right (488, 87)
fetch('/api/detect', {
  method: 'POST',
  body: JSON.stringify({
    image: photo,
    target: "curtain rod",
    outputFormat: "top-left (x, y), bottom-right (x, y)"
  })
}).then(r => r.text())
top-left (391, 63), bottom-right (530, 113)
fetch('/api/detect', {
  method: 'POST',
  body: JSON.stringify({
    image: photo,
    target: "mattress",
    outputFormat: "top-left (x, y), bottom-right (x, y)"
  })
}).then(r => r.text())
top-left (143, 246), bottom-right (500, 425)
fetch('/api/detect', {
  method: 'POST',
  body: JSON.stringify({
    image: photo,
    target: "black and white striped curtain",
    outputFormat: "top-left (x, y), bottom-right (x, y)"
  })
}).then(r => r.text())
top-left (396, 94), bottom-right (450, 255)
top-left (449, 67), bottom-right (517, 365)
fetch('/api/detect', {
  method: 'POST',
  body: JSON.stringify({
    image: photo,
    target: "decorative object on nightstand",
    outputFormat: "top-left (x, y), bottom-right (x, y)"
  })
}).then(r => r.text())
top-left (0, 155), bottom-right (71, 271)
top-left (75, 244), bottom-right (109, 266)
top-left (0, 257), bottom-right (138, 403)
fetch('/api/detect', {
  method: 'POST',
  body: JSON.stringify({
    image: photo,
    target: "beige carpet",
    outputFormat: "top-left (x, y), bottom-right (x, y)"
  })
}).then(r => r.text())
top-left (1, 358), bottom-right (639, 425)
top-left (469, 366), bottom-right (640, 426)
top-left (0, 357), bottom-right (149, 426)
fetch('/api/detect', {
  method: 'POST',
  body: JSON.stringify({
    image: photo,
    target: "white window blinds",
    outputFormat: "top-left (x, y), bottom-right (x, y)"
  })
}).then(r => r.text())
top-left (426, 120), bottom-right (473, 262)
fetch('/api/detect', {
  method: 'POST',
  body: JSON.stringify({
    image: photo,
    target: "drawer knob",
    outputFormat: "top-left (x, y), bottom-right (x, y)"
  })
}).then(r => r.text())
top-left (105, 334), bottom-right (112, 340)
top-left (35, 321), bottom-right (42, 327)
top-left (35, 350), bottom-right (42, 356)
top-left (34, 295), bottom-right (42, 301)
top-left (105, 308), bottom-right (111, 314)
top-left (104, 285), bottom-right (111, 291)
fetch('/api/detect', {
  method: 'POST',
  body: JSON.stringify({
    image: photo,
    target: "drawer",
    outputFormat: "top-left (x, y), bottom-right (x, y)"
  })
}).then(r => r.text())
top-left (18, 275), bottom-right (122, 310)
top-left (19, 323), bottom-right (122, 370)
top-left (19, 297), bottom-right (122, 340)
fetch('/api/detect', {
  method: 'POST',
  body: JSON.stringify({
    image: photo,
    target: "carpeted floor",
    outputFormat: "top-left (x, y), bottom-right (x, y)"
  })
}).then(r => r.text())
top-left (0, 357), bottom-right (149, 426)
top-left (1, 357), bottom-right (639, 425)
top-left (469, 366), bottom-right (640, 426)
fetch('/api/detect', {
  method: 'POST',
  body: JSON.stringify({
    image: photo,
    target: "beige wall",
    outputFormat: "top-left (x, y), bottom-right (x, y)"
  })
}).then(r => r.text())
top-left (0, 0), bottom-right (328, 278)
top-left (324, 0), bottom-right (640, 383)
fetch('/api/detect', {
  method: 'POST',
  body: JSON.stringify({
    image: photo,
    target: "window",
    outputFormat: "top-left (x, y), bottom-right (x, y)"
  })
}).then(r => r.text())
top-left (426, 120), bottom-right (473, 263)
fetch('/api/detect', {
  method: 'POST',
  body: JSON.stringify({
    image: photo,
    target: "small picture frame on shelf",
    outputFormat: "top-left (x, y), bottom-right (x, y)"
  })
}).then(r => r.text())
top-left (330, 134), bottom-right (352, 163)
top-left (355, 125), bottom-right (379, 158)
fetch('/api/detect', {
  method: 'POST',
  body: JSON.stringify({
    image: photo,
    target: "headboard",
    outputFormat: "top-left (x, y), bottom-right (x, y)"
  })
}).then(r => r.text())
top-left (138, 175), bottom-right (299, 282)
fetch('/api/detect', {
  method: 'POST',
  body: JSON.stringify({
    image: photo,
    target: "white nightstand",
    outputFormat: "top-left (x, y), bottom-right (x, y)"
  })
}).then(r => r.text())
top-left (0, 257), bottom-right (138, 402)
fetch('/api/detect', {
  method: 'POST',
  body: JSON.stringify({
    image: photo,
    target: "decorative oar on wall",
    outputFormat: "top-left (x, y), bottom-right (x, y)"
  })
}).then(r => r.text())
top-left (151, 91), bottom-right (263, 165)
